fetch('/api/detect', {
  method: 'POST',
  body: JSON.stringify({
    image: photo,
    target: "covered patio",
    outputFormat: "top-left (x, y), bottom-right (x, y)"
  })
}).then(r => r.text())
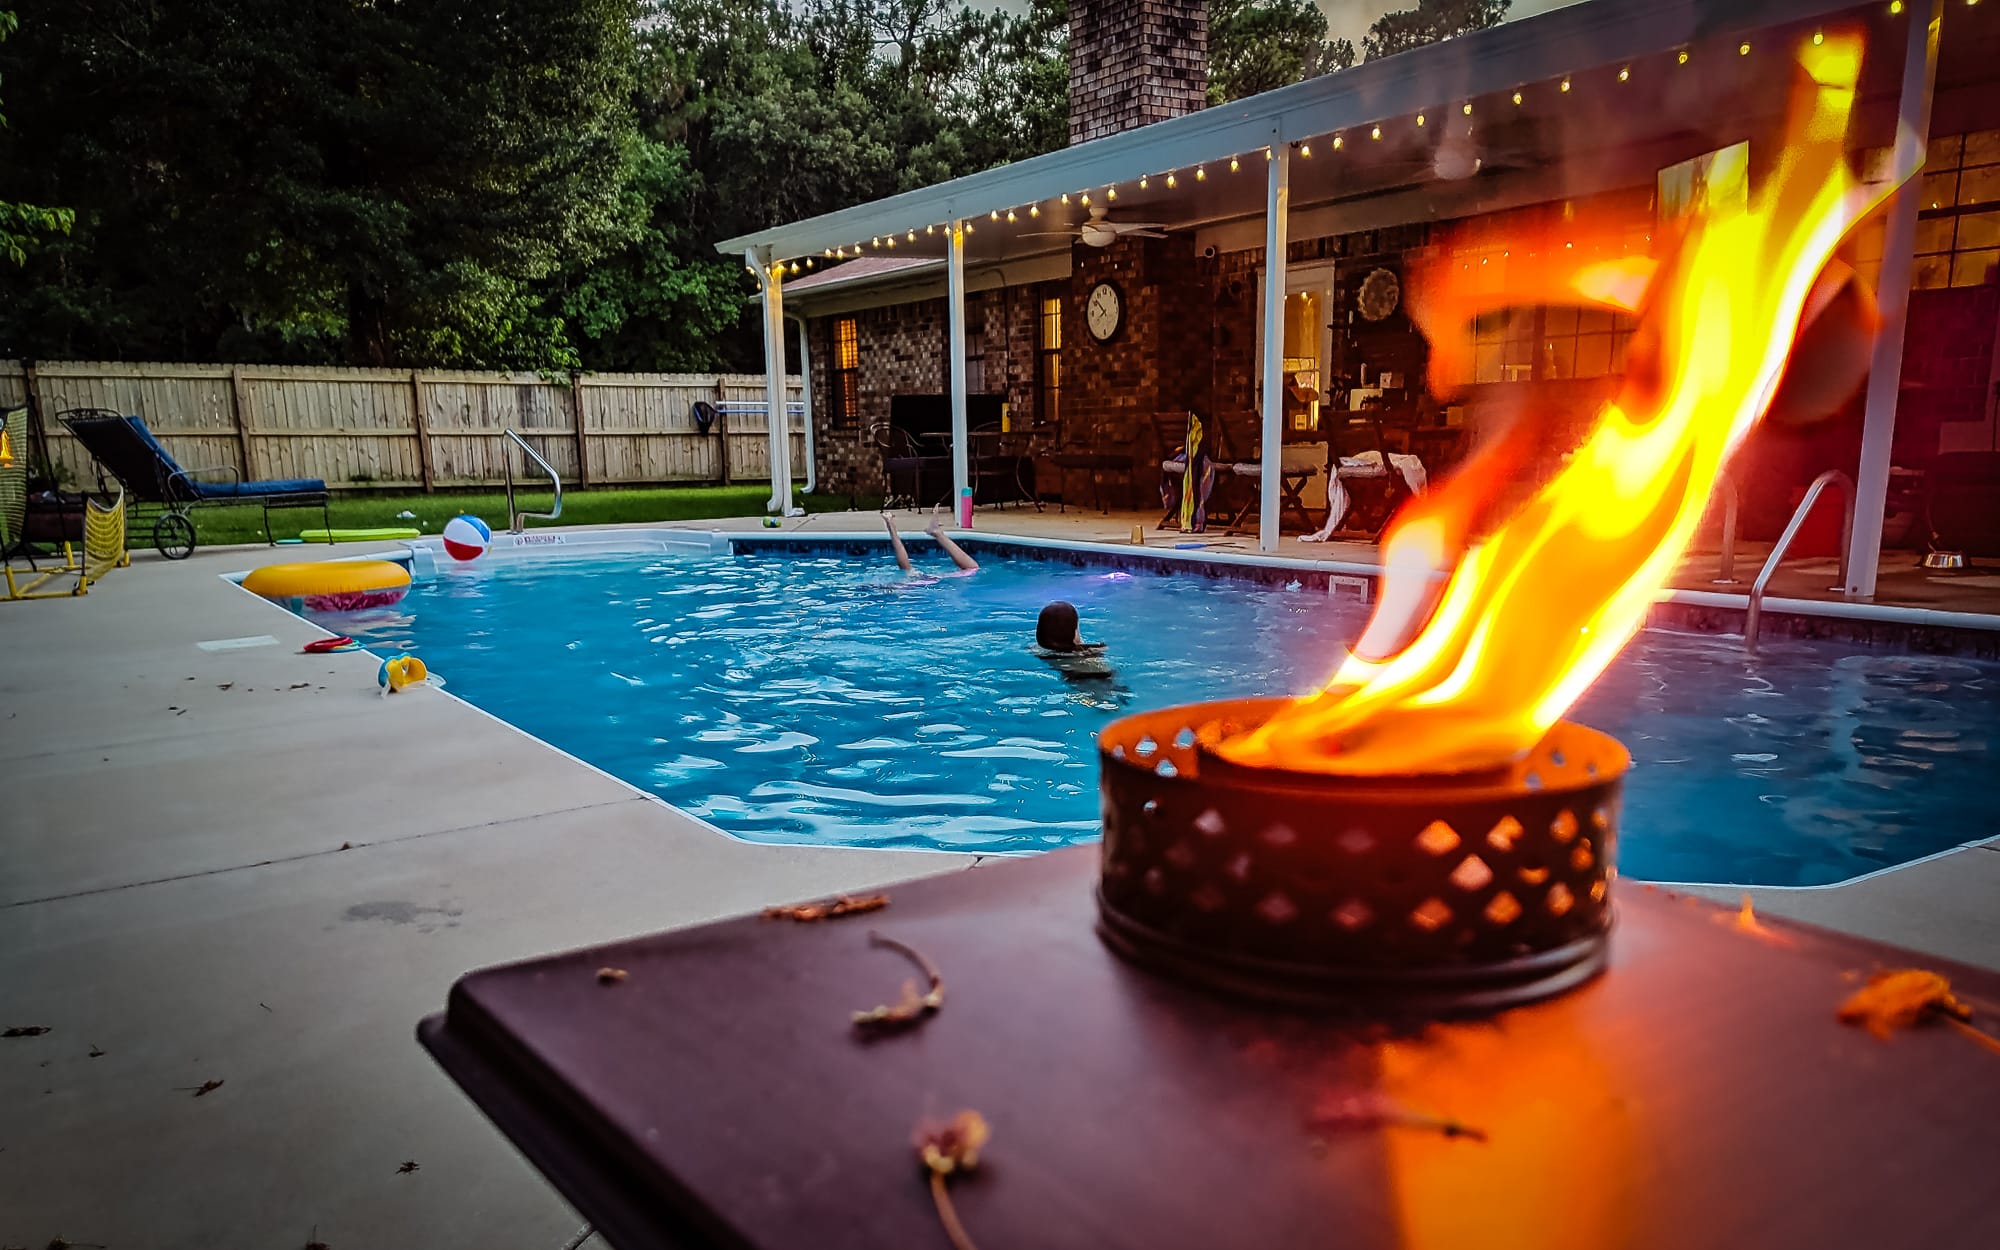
top-left (721, 0), bottom-right (2000, 608)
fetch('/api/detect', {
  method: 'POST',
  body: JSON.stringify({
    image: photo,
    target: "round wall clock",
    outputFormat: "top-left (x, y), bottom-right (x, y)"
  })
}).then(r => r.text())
top-left (1086, 281), bottom-right (1124, 342)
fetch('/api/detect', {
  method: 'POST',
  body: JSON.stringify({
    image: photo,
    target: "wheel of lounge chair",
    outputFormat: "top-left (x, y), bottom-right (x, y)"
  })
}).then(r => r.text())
top-left (153, 512), bottom-right (196, 560)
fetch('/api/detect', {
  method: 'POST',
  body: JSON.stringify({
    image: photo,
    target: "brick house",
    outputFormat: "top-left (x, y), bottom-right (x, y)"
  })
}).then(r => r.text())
top-left (726, 0), bottom-right (2000, 590)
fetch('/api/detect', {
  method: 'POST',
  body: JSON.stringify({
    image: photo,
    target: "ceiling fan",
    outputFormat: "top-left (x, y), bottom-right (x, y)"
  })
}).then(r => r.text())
top-left (1022, 205), bottom-right (1169, 248)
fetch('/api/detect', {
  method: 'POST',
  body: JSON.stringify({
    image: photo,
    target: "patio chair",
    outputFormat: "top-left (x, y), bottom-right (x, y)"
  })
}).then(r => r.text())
top-left (59, 409), bottom-right (330, 560)
top-left (871, 421), bottom-right (949, 511)
top-left (1153, 411), bottom-right (1218, 532)
top-left (1047, 416), bottom-right (1135, 514)
top-left (1301, 413), bottom-right (1426, 543)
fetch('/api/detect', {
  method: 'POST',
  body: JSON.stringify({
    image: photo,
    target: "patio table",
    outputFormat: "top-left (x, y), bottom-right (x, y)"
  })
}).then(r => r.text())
top-left (420, 845), bottom-right (2000, 1250)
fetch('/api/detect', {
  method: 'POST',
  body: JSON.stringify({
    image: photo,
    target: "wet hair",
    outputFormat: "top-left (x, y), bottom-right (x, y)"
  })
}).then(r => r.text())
top-left (1036, 601), bottom-right (1082, 652)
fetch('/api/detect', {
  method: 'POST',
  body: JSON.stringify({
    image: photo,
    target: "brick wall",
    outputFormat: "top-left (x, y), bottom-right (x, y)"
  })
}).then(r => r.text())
top-left (806, 288), bottom-right (1049, 498)
top-left (1069, 0), bottom-right (1206, 145)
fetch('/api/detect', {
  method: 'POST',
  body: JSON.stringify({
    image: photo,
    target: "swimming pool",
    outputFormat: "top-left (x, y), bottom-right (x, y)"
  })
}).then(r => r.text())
top-left (308, 540), bottom-right (1999, 887)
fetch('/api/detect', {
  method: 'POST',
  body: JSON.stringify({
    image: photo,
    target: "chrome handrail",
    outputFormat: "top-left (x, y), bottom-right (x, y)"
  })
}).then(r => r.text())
top-left (501, 429), bottom-right (563, 534)
top-left (1744, 468), bottom-right (1853, 652)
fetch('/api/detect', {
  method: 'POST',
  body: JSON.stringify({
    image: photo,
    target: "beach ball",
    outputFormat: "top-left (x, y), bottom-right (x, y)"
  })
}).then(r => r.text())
top-left (442, 514), bottom-right (492, 561)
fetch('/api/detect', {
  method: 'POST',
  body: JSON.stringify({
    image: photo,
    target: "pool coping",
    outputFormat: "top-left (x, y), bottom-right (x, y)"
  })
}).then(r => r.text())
top-left (229, 525), bottom-right (2000, 890)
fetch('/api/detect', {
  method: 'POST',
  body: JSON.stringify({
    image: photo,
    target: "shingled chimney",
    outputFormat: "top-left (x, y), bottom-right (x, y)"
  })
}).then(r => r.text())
top-left (1068, 0), bottom-right (1207, 145)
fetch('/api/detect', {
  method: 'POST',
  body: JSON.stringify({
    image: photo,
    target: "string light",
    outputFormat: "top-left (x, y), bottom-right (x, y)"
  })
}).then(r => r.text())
top-left (1617, 66), bottom-right (1630, 82)
top-left (870, 236), bottom-right (879, 247)
top-left (1560, 78), bottom-right (1571, 92)
top-left (1106, 186), bottom-right (1117, 201)
top-left (1166, 172), bottom-right (1177, 187)
top-left (1370, 125), bottom-right (1382, 139)
top-left (1813, 29), bottom-right (1824, 43)
top-left (1677, 50), bottom-right (1689, 64)
top-left (789, 261), bottom-right (800, 275)
top-left (1890, 0), bottom-right (1903, 11)
top-left (1513, 90), bottom-right (1523, 105)
top-left (1030, 204), bottom-right (1040, 217)
top-left (1264, 147), bottom-right (1272, 160)
top-left (1416, 113), bottom-right (1426, 126)
top-left (1061, 192), bottom-right (1070, 204)
top-left (927, 224), bottom-right (936, 235)
top-left (835, 247), bottom-right (844, 258)
top-left (1006, 209), bottom-right (1017, 222)
top-left (1740, 41), bottom-right (1751, 55)
top-left (1081, 192), bottom-right (1091, 205)
top-left (885, 235), bottom-right (894, 248)
top-left (1230, 155), bottom-right (1239, 172)
top-left (1462, 102), bottom-right (1473, 115)
top-left (1195, 165), bottom-right (1206, 180)
top-left (1300, 142), bottom-right (1312, 157)
top-left (1332, 135), bottom-right (1343, 150)
top-left (964, 222), bottom-right (974, 234)
top-left (908, 229), bottom-right (916, 241)
top-left (1140, 175), bottom-right (1149, 189)
top-left (805, 258), bottom-right (814, 269)
top-left (988, 211), bottom-right (998, 221)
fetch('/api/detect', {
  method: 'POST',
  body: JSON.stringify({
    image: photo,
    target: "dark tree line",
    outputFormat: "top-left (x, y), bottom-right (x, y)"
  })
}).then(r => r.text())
top-left (0, 0), bottom-right (1499, 373)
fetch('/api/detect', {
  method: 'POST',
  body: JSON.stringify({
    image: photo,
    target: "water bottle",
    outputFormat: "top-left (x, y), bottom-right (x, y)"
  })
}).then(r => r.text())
top-left (958, 487), bottom-right (974, 529)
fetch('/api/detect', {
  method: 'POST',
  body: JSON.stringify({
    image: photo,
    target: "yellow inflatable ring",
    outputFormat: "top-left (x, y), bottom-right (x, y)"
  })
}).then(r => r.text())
top-left (243, 560), bottom-right (410, 611)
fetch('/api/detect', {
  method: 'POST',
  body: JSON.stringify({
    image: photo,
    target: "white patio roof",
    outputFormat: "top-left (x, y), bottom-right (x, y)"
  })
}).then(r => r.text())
top-left (717, 0), bottom-right (1901, 270)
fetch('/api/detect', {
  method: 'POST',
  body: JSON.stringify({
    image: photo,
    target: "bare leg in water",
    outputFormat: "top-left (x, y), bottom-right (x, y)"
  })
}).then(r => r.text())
top-left (882, 511), bottom-right (916, 572)
top-left (927, 508), bottom-right (980, 572)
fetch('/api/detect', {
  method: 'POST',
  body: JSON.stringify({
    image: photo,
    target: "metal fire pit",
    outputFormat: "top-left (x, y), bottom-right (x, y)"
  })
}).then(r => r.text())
top-left (1097, 698), bottom-right (1628, 1015)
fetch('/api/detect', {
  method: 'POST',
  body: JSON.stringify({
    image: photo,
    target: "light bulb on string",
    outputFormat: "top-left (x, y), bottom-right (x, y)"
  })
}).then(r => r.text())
top-left (1061, 193), bottom-right (1070, 204)
top-left (1416, 113), bottom-right (1426, 126)
top-left (1332, 135), bottom-right (1343, 150)
top-left (988, 211), bottom-right (998, 221)
top-left (1300, 142), bottom-right (1312, 158)
top-left (1618, 66), bottom-right (1629, 82)
top-left (1007, 209), bottom-right (1017, 222)
top-left (789, 261), bottom-right (800, 275)
top-left (1370, 125), bottom-right (1381, 139)
top-left (1890, 0), bottom-right (1903, 11)
top-left (1813, 29), bottom-right (1824, 43)
top-left (1030, 204), bottom-right (1040, 217)
top-left (1677, 50), bottom-right (1689, 64)
top-left (1195, 165), bottom-right (1206, 180)
top-left (1140, 175), bottom-right (1149, 189)
top-left (908, 230), bottom-right (916, 241)
top-left (1560, 77), bottom-right (1571, 92)
top-left (1081, 192), bottom-right (1091, 206)
top-left (1740, 41), bottom-right (1751, 55)
top-left (1230, 155), bottom-right (1239, 172)
top-left (927, 224), bottom-right (935, 235)
top-left (1462, 102), bottom-right (1473, 115)
top-left (1107, 186), bottom-right (1117, 201)
top-left (1513, 90), bottom-right (1523, 105)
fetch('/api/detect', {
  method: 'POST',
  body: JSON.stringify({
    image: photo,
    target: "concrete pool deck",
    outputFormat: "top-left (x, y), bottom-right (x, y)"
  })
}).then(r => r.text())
top-left (3, 514), bottom-right (1997, 1249)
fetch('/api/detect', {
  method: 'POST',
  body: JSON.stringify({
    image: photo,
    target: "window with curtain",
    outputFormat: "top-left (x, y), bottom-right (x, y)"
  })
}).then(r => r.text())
top-left (830, 317), bottom-right (860, 427)
top-left (1038, 296), bottom-right (1062, 426)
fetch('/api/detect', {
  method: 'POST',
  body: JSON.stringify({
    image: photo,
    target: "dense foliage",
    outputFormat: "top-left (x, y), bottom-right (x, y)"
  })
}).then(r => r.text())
top-left (0, 0), bottom-right (1498, 373)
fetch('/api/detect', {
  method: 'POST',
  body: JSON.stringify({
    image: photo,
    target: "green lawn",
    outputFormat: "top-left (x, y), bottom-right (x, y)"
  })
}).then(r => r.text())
top-left (189, 485), bottom-right (875, 547)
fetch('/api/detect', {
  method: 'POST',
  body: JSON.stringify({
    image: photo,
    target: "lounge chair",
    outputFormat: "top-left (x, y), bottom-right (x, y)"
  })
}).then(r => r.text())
top-left (59, 409), bottom-right (330, 559)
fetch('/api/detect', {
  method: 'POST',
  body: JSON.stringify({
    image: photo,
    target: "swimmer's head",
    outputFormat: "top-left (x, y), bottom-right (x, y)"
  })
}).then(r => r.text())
top-left (1036, 601), bottom-right (1083, 652)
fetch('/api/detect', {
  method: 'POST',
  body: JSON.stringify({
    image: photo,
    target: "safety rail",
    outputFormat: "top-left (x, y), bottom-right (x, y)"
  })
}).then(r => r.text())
top-left (1744, 469), bottom-right (1854, 653)
top-left (501, 429), bottom-right (563, 534)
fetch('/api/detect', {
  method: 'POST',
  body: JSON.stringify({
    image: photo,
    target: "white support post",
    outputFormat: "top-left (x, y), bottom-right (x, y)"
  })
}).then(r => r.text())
top-left (790, 314), bottom-right (816, 495)
top-left (751, 246), bottom-right (796, 516)
top-left (947, 220), bottom-right (971, 518)
top-left (1846, 0), bottom-right (1939, 597)
top-left (1258, 146), bottom-right (1291, 553)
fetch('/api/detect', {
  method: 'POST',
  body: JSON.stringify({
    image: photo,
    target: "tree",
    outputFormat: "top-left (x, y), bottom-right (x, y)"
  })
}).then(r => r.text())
top-left (1208, 0), bottom-right (1354, 105)
top-left (1363, 0), bottom-right (1510, 63)
top-left (0, 0), bottom-right (640, 369)
top-left (0, 9), bottom-right (71, 266)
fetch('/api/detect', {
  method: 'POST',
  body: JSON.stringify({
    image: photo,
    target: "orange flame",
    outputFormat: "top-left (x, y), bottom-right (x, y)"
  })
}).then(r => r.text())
top-left (1222, 34), bottom-right (1900, 777)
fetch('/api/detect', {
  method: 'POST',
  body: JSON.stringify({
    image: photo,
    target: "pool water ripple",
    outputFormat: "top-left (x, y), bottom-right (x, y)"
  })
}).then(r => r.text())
top-left (317, 550), bottom-right (2000, 885)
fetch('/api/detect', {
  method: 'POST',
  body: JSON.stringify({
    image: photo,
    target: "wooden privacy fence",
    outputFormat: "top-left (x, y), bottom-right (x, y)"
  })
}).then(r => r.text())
top-left (0, 361), bottom-right (807, 492)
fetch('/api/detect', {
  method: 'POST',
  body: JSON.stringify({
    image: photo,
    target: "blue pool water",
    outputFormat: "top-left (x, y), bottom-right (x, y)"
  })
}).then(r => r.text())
top-left (314, 545), bottom-right (1999, 886)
